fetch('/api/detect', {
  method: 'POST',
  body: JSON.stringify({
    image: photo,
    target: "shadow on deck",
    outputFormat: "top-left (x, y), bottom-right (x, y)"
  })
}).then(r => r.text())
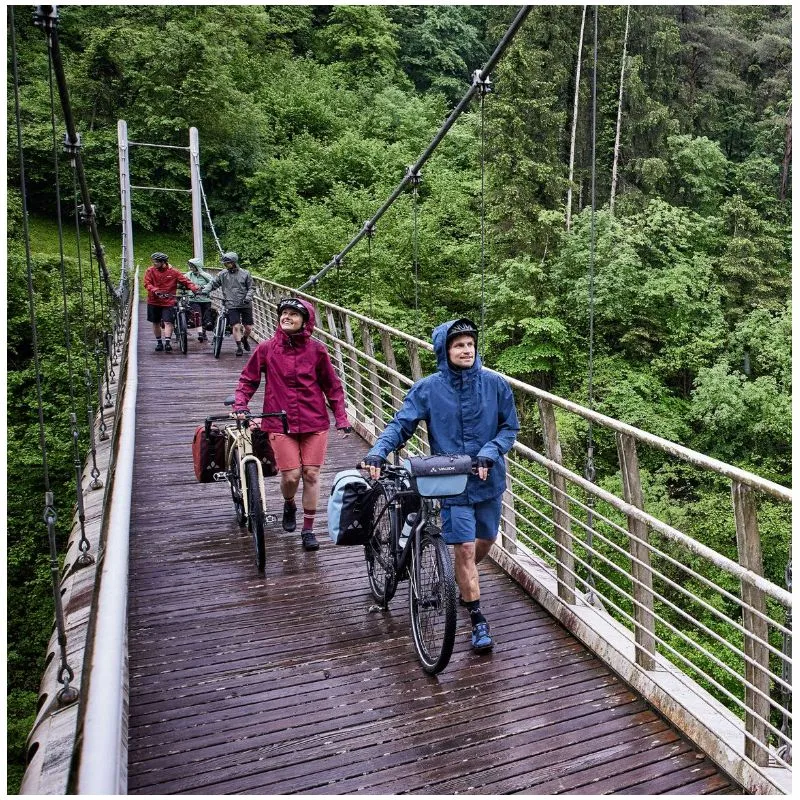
top-left (128, 303), bottom-right (741, 795)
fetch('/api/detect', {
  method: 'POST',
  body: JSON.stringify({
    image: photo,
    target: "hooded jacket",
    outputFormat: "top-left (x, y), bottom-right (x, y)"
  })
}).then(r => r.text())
top-left (202, 265), bottom-right (254, 308)
top-left (368, 319), bottom-right (520, 505)
top-left (183, 266), bottom-right (214, 303)
top-left (233, 299), bottom-right (349, 434)
top-left (143, 265), bottom-right (199, 307)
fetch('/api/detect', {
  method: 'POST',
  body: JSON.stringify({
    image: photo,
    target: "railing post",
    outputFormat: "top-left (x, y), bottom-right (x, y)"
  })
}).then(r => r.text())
top-left (537, 399), bottom-right (576, 604)
top-left (500, 453), bottom-right (518, 554)
top-left (380, 330), bottom-right (403, 412)
top-left (325, 308), bottom-right (347, 395)
top-left (342, 315), bottom-right (365, 420)
top-left (406, 341), bottom-right (429, 452)
top-left (361, 323), bottom-right (383, 432)
top-left (616, 433), bottom-right (657, 670)
top-left (732, 480), bottom-right (771, 766)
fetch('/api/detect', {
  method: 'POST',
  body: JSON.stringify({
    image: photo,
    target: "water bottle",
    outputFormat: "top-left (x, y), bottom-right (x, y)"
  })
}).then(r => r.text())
top-left (398, 512), bottom-right (417, 549)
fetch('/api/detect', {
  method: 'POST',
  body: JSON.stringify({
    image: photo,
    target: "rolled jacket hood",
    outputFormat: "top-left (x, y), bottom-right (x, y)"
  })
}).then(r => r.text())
top-left (276, 297), bottom-right (316, 344)
top-left (432, 319), bottom-right (482, 376)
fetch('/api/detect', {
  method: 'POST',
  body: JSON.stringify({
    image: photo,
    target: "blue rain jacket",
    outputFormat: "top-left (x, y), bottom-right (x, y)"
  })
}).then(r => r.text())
top-left (368, 320), bottom-right (520, 506)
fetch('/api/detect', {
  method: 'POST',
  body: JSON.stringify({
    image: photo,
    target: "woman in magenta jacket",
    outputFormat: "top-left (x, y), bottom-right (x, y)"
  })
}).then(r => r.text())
top-left (233, 297), bottom-right (352, 551)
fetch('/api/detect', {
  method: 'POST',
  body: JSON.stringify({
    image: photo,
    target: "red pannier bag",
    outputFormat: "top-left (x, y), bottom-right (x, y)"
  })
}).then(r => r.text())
top-left (192, 424), bottom-right (227, 483)
top-left (251, 428), bottom-right (278, 477)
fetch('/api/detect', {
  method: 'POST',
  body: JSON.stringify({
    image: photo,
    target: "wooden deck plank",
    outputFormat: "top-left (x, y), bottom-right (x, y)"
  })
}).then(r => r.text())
top-left (127, 303), bottom-right (741, 795)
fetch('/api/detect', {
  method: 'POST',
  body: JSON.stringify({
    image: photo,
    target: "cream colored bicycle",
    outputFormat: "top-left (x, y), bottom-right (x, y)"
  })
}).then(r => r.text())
top-left (204, 397), bottom-right (288, 571)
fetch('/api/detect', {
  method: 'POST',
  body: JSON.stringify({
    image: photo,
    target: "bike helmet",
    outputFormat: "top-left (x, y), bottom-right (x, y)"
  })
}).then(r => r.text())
top-left (446, 318), bottom-right (478, 345)
top-left (187, 257), bottom-right (204, 269)
top-left (221, 251), bottom-right (239, 265)
top-left (151, 252), bottom-right (169, 263)
top-left (277, 297), bottom-right (309, 321)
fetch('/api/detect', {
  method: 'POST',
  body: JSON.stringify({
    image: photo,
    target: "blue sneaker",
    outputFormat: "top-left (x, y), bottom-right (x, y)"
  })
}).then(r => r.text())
top-left (471, 621), bottom-right (493, 652)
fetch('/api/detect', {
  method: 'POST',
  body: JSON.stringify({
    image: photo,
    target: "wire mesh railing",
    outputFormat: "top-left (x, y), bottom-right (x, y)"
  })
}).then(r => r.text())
top-left (238, 277), bottom-right (792, 781)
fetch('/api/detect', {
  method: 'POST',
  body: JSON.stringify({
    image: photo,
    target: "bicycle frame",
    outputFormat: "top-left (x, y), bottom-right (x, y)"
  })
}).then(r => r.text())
top-left (224, 424), bottom-right (266, 525)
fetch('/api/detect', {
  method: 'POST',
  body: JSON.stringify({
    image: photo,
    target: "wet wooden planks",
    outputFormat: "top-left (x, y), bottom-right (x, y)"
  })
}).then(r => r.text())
top-left (127, 303), bottom-right (741, 795)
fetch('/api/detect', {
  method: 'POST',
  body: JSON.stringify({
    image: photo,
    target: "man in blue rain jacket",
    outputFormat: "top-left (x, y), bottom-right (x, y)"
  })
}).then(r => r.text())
top-left (363, 319), bottom-right (519, 652)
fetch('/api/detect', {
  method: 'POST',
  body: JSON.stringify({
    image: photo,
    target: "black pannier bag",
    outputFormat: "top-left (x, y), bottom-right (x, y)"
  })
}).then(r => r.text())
top-left (192, 424), bottom-right (227, 483)
top-left (328, 469), bottom-right (378, 545)
top-left (203, 306), bottom-right (218, 331)
top-left (251, 428), bottom-right (278, 477)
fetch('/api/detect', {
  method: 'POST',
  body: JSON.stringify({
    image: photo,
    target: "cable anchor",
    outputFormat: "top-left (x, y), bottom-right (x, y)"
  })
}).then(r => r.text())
top-left (33, 5), bottom-right (59, 32)
top-left (405, 166), bottom-right (422, 188)
top-left (362, 221), bottom-right (376, 239)
top-left (62, 131), bottom-right (81, 157)
top-left (472, 69), bottom-right (493, 97)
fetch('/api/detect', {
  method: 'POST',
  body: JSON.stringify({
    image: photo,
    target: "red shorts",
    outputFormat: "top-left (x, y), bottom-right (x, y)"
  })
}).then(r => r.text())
top-left (268, 431), bottom-right (329, 470)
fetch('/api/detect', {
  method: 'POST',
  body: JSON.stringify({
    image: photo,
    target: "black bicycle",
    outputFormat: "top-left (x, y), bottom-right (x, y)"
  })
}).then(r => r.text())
top-left (205, 398), bottom-right (288, 571)
top-left (364, 455), bottom-right (470, 674)
top-left (157, 292), bottom-right (191, 354)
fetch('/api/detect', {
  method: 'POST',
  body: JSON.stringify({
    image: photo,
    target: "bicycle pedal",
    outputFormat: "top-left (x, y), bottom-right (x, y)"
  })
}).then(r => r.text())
top-left (212, 471), bottom-right (229, 482)
top-left (265, 514), bottom-right (277, 525)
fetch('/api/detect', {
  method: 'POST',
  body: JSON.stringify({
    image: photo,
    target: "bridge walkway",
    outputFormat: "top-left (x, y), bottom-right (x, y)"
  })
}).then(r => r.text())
top-left (127, 303), bottom-right (741, 794)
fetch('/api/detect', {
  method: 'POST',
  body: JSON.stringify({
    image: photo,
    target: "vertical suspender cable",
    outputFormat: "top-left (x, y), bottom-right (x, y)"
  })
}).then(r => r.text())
top-left (10, 5), bottom-right (77, 704)
top-left (479, 87), bottom-right (487, 354)
top-left (583, 5), bottom-right (599, 602)
top-left (412, 183), bottom-right (420, 333)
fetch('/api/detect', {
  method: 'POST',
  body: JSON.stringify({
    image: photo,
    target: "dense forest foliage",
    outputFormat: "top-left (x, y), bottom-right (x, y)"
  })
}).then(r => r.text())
top-left (7, 5), bottom-right (791, 791)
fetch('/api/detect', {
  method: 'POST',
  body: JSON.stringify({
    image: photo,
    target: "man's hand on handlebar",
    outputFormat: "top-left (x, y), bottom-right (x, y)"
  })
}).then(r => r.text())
top-left (361, 454), bottom-right (385, 481)
top-left (337, 425), bottom-right (353, 439)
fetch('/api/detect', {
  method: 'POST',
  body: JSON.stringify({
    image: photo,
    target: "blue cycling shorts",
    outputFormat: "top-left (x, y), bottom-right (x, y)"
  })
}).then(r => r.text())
top-left (441, 497), bottom-right (502, 545)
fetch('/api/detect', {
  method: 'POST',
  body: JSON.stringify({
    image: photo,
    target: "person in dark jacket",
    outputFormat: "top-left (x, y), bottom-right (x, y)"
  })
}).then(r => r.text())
top-left (143, 252), bottom-right (199, 352)
top-left (201, 252), bottom-right (254, 356)
top-left (233, 297), bottom-right (352, 551)
top-left (363, 318), bottom-right (519, 652)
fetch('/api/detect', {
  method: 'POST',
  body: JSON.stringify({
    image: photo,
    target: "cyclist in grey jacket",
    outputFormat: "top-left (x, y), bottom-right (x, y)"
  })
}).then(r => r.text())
top-left (201, 252), bottom-right (255, 355)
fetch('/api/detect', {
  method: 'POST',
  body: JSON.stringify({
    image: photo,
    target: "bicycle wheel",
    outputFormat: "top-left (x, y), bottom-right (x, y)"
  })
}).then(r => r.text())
top-left (409, 526), bottom-right (457, 674)
top-left (245, 461), bottom-right (266, 571)
top-left (229, 448), bottom-right (246, 527)
top-left (177, 310), bottom-right (188, 354)
top-left (365, 482), bottom-right (397, 605)
top-left (212, 313), bottom-right (225, 359)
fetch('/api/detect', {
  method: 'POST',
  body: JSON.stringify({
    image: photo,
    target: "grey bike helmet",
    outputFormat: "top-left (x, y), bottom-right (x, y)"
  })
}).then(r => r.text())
top-left (221, 251), bottom-right (239, 265)
top-left (151, 252), bottom-right (168, 263)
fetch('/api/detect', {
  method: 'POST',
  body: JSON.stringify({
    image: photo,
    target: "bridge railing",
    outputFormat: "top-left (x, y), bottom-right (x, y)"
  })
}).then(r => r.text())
top-left (21, 272), bottom-right (137, 795)
top-left (241, 277), bottom-right (792, 793)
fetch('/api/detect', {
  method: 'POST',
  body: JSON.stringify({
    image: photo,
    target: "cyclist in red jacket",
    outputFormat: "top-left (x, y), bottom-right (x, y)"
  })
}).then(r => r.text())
top-left (233, 297), bottom-right (352, 551)
top-left (143, 252), bottom-right (199, 352)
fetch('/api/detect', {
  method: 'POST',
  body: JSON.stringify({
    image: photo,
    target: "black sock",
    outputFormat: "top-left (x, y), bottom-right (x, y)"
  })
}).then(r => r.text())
top-left (466, 601), bottom-right (486, 625)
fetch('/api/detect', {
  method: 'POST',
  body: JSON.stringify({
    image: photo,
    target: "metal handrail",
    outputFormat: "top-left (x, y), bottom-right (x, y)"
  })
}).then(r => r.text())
top-left (242, 277), bottom-right (792, 788)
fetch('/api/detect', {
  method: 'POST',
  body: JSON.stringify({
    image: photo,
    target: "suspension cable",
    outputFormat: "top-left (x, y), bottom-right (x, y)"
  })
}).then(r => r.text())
top-left (411, 174), bottom-right (421, 334)
top-left (478, 76), bottom-right (491, 355)
top-left (583, 5), bottom-right (600, 603)
top-left (196, 170), bottom-right (225, 257)
top-left (298, 5), bottom-right (532, 292)
top-left (11, 4), bottom-right (78, 704)
top-left (34, 5), bottom-right (117, 301)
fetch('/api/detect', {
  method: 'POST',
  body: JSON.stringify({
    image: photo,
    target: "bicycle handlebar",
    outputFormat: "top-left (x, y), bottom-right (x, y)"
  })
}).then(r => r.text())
top-left (357, 458), bottom-right (484, 476)
top-left (204, 410), bottom-right (289, 436)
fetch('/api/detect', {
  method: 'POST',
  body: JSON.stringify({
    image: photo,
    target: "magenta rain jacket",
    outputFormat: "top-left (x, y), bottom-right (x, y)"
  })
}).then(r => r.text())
top-left (233, 299), bottom-right (349, 434)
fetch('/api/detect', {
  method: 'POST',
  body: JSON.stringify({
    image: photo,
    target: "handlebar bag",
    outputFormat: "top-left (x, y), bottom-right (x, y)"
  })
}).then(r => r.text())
top-left (402, 454), bottom-right (472, 498)
top-left (251, 428), bottom-right (278, 477)
top-left (328, 469), bottom-right (378, 545)
top-left (192, 424), bottom-right (226, 483)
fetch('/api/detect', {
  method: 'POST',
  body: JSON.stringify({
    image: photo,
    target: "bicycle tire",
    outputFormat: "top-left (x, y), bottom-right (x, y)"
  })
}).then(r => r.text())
top-left (212, 313), bottom-right (225, 359)
top-left (245, 461), bottom-right (266, 572)
top-left (365, 482), bottom-right (397, 605)
top-left (177, 310), bottom-right (188, 354)
top-left (229, 448), bottom-right (246, 527)
top-left (409, 526), bottom-right (457, 674)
